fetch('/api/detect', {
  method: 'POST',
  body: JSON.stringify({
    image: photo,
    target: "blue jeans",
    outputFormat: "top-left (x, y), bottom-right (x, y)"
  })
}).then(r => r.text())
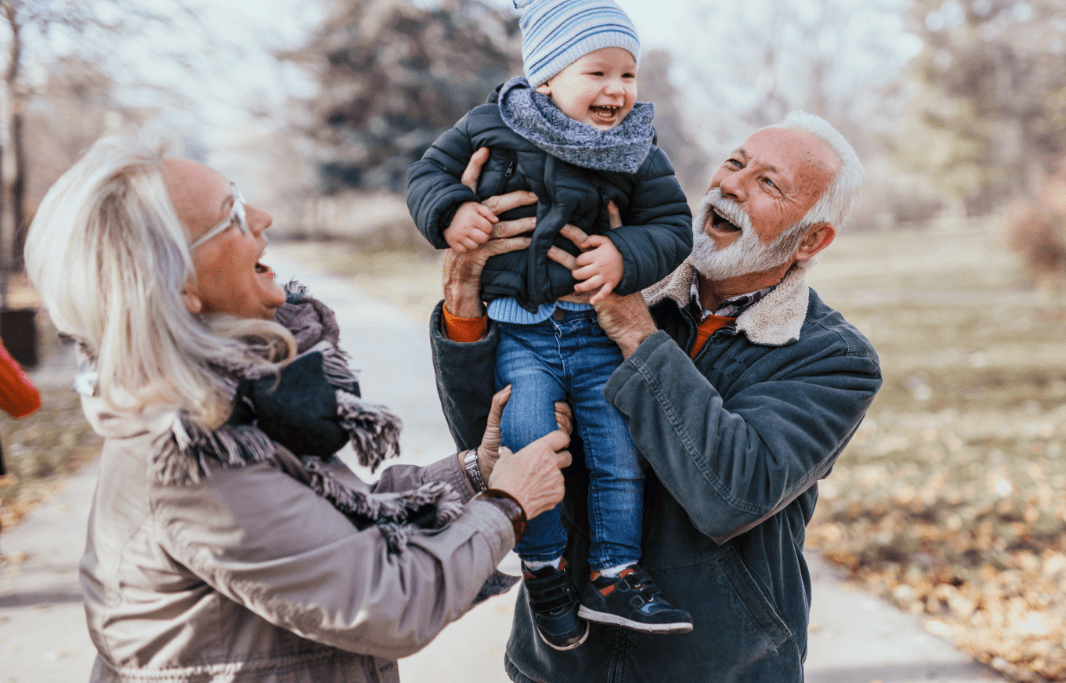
top-left (495, 310), bottom-right (643, 571)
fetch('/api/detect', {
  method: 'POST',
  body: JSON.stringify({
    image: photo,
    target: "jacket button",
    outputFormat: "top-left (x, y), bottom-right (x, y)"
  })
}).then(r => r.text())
top-left (552, 308), bottom-right (566, 320)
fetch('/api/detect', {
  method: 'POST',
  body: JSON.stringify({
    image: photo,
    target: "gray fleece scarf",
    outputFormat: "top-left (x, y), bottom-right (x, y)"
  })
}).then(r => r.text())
top-left (150, 281), bottom-right (464, 556)
top-left (498, 76), bottom-right (655, 173)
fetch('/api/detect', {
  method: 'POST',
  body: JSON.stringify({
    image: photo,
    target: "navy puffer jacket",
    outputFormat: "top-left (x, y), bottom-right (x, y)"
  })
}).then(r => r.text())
top-left (406, 91), bottom-right (692, 311)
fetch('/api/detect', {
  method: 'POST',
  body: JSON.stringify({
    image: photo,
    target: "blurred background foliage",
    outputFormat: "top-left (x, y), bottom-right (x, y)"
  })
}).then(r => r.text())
top-left (3, 0), bottom-right (1066, 680)
top-left (0, 0), bottom-right (1062, 265)
top-left (895, 0), bottom-right (1066, 212)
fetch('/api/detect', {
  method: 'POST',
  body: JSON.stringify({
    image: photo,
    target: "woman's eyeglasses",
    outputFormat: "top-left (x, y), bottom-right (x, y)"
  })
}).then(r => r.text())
top-left (189, 183), bottom-right (249, 249)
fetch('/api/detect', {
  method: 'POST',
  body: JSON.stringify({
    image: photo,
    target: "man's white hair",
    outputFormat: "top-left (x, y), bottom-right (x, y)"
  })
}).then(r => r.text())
top-left (771, 110), bottom-right (864, 231)
top-left (25, 134), bottom-right (295, 428)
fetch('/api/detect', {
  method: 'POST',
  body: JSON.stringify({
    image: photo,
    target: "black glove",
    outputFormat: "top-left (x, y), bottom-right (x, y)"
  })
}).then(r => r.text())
top-left (229, 352), bottom-right (349, 457)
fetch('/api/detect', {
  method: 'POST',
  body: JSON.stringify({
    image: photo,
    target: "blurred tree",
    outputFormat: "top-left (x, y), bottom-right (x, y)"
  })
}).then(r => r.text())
top-left (638, 49), bottom-right (710, 198)
top-left (675, 0), bottom-right (913, 159)
top-left (895, 0), bottom-right (1066, 213)
top-left (0, 0), bottom-right (179, 284)
top-left (1006, 155), bottom-right (1066, 284)
top-left (290, 0), bottom-right (523, 195)
top-left (24, 56), bottom-right (154, 214)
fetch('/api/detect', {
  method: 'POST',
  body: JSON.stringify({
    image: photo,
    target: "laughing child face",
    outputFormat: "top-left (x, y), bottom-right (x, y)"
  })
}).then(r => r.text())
top-left (535, 47), bottom-right (637, 131)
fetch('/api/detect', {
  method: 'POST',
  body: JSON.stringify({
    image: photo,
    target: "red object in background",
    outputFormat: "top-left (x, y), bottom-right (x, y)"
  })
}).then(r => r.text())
top-left (0, 337), bottom-right (40, 418)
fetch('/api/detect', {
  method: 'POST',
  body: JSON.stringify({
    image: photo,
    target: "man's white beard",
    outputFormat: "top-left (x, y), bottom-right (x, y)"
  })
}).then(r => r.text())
top-left (689, 189), bottom-right (803, 280)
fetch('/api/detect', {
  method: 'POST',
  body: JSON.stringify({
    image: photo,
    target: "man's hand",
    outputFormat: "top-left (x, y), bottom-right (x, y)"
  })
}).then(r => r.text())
top-left (548, 200), bottom-right (657, 357)
top-left (443, 202), bottom-right (498, 252)
top-left (590, 291), bottom-right (657, 358)
top-left (442, 147), bottom-right (538, 319)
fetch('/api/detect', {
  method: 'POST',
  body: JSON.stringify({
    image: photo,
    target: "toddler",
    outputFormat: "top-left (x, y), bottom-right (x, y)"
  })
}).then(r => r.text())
top-left (407, 0), bottom-right (693, 650)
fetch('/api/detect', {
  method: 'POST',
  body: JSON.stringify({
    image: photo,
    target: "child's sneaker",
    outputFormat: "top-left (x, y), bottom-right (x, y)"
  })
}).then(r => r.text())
top-left (578, 564), bottom-right (693, 633)
top-left (522, 559), bottom-right (589, 651)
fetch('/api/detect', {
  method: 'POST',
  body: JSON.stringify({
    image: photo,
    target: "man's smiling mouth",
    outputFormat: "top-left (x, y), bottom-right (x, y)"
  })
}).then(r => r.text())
top-left (712, 207), bottom-right (742, 233)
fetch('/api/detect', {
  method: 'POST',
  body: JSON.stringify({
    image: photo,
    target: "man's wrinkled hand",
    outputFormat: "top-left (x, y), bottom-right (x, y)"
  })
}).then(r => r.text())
top-left (442, 147), bottom-right (539, 320)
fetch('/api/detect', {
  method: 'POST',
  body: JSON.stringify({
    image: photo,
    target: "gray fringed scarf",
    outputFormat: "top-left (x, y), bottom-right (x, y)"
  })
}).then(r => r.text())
top-left (497, 76), bottom-right (655, 173)
top-left (151, 281), bottom-right (464, 555)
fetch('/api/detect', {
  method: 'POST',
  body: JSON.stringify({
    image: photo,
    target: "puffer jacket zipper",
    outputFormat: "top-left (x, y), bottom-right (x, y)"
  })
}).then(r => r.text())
top-left (493, 152), bottom-right (517, 197)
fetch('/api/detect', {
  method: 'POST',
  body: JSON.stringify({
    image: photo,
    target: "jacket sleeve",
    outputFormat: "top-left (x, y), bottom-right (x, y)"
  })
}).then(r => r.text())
top-left (370, 450), bottom-right (479, 500)
top-left (607, 149), bottom-right (693, 296)
top-left (427, 301), bottom-right (498, 452)
top-left (0, 339), bottom-right (40, 418)
top-left (150, 454), bottom-right (513, 661)
top-left (406, 120), bottom-right (482, 249)
top-left (603, 330), bottom-right (881, 544)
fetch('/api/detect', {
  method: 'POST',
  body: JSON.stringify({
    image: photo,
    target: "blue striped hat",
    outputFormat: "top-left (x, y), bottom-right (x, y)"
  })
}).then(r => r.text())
top-left (514, 0), bottom-right (640, 87)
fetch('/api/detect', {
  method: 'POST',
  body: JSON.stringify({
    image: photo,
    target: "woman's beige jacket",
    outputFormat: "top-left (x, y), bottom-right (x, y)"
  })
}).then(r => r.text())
top-left (79, 395), bottom-right (515, 682)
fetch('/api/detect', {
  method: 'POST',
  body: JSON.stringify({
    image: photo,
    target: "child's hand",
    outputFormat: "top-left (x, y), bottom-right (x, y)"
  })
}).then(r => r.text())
top-left (444, 201), bottom-right (499, 252)
top-left (572, 235), bottom-right (624, 304)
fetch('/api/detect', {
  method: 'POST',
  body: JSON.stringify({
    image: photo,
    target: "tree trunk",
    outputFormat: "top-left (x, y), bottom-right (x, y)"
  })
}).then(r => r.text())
top-left (4, 2), bottom-right (23, 273)
top-left (0, 141), bottom-right (6, 310)
top-left (10, 103), bottom-right (25, 270)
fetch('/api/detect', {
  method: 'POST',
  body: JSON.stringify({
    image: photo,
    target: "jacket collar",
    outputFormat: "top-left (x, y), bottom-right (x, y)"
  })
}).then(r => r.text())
top-left (642, 260), bottom-right (810, 346)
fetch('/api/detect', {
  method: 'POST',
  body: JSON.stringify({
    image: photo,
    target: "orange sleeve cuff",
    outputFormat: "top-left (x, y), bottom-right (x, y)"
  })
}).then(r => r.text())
top-left (0, 340), bottom-right (41, 417)
top-left (442, 305), bottom-right (488, 343)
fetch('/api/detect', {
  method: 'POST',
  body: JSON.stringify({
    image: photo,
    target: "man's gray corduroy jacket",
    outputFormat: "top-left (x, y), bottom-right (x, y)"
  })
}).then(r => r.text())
top-left (429, 262), bottom-right (882, 682)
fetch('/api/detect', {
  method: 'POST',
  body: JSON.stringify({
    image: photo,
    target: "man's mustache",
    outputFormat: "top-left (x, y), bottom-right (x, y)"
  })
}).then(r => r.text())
top-left (698, 189), bottom-right (753, 234)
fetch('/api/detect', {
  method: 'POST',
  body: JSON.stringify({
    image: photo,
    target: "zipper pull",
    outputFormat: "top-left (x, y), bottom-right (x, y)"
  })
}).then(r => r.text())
top-left (504, 158), bottom-right (516, 178)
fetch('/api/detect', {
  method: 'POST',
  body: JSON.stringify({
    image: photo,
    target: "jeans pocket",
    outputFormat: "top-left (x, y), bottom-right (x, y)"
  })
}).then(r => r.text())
top-left (716, 547), bottom-right (792, 650)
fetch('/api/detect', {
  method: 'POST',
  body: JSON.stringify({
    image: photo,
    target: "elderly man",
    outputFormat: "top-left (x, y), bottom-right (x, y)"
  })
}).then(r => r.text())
top-left (429, 111), bottom-right (882, 681)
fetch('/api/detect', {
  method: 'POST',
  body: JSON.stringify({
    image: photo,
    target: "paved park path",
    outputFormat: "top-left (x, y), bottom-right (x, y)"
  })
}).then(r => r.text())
top-left (0, 250), bottom-right (1003, 683)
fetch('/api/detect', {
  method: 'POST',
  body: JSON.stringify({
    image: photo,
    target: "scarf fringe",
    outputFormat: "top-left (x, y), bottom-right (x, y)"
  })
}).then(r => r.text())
top-left (318, 344), bottom-right (359, 390)
top-left (303, 460), bottom-right (463, 554)
top-left (148, 281), bottom-right (455, 556)
top-left (154, 417), bottom-right (277, 485)
top-left (335, 390), bottom-right (402, 473)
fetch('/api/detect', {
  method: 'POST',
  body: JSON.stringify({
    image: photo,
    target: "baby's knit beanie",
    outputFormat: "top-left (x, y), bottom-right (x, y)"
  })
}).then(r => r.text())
top-left (514, 0), bottom-right (641, 87)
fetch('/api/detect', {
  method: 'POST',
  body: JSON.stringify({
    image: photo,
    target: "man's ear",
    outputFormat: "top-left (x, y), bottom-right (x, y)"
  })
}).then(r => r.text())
top-left (182, 284), bottom-right (203, 315)
top-left (794, 223), bottom-right (836, 261)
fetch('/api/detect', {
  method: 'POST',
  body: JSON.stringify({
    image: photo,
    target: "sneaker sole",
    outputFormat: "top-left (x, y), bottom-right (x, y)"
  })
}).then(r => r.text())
top-left (578, 606), bottom-right (694, 634)
top-left (536, 621), bottom-right (590, 651)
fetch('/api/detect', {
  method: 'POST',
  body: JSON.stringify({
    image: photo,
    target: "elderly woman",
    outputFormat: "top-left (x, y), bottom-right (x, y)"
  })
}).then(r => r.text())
top-left (24, 134), bottom-right (571, 683)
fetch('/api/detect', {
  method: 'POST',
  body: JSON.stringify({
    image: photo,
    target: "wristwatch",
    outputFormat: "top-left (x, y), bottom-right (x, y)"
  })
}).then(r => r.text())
top-left (473, 489), bottom-right (527, 543)
top-left (463, 448), bottom-right (488, 492)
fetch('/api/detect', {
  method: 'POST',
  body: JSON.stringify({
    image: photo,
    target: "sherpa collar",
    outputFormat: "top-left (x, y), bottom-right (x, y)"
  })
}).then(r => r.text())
top-left (643, 260), bottom-right (810, 346)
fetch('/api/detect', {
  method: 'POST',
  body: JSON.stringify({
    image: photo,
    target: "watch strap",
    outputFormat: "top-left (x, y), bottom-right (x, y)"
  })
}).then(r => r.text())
top-left (463, 448), bottom-right (488, 492)
top-left (473, 489), bottom-right (527, 544)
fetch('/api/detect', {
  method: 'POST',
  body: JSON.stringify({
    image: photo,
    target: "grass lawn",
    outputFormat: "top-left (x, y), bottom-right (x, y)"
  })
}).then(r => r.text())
top-left (0, 388), bottom-right (102, 533)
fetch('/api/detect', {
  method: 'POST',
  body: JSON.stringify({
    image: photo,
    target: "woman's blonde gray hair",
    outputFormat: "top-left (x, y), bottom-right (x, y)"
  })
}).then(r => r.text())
top-left (25, 133), bottom-right (295, 428)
